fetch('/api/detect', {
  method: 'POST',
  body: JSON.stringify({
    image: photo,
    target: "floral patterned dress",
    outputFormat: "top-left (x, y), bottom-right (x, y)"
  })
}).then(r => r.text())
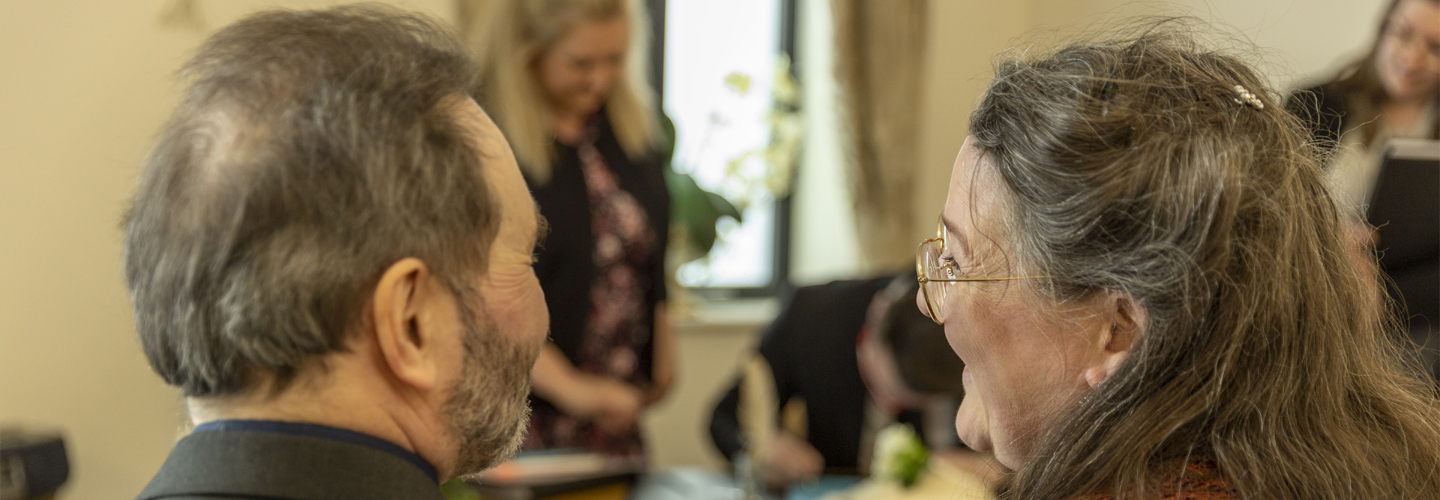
top-left (522, 113), bottom-right (664, 458)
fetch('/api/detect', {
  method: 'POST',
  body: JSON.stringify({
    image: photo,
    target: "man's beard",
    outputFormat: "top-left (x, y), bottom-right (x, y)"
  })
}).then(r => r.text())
top-left (443, 299), bottom-right (542, 477)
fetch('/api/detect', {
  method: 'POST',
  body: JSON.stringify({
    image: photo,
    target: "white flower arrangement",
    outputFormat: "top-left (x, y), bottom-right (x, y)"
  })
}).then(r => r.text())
top-left (870, 423), bottom-right (929, 488)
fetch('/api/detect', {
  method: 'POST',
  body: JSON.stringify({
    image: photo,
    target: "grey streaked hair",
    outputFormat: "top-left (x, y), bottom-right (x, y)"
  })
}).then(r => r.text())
top-left (967, 20), bottom-right (1440, 499)
top-left (123, 5), bottom-right (498, 397)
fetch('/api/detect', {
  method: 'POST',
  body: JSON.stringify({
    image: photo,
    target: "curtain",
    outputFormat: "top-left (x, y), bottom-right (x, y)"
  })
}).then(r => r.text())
top-left (832, 0), bottom-right (929, 270)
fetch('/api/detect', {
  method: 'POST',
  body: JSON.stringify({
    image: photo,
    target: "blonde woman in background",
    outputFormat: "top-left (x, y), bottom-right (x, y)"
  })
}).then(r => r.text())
top-left (466, 0), bottom-right (673, 458)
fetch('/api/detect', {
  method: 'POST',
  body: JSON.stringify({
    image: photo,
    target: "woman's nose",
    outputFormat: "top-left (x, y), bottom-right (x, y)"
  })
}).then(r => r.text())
top-left (916, 288), bottom-right (932, 319)
top-left (1396, 35), bottom-right (1434, 73)
top-left (587, 66), bottom-right (617, 92)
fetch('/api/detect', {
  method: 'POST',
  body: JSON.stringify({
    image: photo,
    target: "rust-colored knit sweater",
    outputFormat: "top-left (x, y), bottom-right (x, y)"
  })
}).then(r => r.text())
top-left (1076, 458), bottom-right (1234, 500)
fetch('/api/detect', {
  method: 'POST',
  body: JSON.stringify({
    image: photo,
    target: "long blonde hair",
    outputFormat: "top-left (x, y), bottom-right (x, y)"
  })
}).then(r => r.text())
top-left (461, 0), bottom-right (658, 184)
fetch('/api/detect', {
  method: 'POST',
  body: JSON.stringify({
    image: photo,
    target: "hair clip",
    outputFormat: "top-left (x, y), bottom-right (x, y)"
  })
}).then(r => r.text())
top-left (1232, 85), bottom-right (1264, 110)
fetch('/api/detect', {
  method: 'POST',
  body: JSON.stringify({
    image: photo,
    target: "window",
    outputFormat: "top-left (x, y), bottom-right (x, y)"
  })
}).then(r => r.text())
top-left (661, 0), bottom-right (796, 294)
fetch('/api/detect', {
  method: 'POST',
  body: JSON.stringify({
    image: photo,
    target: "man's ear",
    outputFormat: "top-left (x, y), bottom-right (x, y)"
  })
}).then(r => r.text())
top-left (370, 257), bottom-right (447, 393)
top-left (1083, 290), bottom-right (1148, 388)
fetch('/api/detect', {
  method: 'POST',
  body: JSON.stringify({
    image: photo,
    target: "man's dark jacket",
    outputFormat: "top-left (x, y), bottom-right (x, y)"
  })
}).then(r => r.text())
top-left (136, 429), bottom-right (443, 500)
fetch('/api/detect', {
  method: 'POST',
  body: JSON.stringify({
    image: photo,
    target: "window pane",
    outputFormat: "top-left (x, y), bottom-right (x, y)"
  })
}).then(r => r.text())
top-left (663, 0), bottom-right (781, 288)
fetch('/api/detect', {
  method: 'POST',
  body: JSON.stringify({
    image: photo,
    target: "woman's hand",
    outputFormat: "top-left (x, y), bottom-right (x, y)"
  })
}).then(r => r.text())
top-left (577, 375), bottom-right (645, 433)
top-left (1343, 221), bottom-right (1383, 322)
top-left (645, 303), bottom-right (677, 406)
top-left (765, 432), bottom-right (824, 488)
top-left (531, 344), bottom-right (645, 432)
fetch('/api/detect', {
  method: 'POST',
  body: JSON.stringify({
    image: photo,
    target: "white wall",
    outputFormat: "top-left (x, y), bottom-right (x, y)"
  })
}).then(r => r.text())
top-left (912, 0), bottom-right (1037, 248)
top-left (790, 0), bottom-right (863, 286)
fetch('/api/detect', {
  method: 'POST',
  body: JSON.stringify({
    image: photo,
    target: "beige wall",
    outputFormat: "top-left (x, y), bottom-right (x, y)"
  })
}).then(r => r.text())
top-left (0, 2), bottom-right (450, 498)
top-left (912, 0), bottom-right (1036, 247)
top-left (906, 0), bottom-right (1393, 244)
top-left (1027, 0), bottom-right (1390, 87)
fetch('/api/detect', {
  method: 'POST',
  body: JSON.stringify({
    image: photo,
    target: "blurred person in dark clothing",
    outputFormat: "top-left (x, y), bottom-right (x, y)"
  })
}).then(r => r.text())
top-left (709, 276), bottom-right (966, 488)
top-left (1287, 0), bottom-right (1439, 378)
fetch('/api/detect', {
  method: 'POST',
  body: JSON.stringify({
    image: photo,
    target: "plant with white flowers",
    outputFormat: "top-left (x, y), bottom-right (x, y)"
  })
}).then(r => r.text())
top-left (870, 423), bottom-right (929, 488)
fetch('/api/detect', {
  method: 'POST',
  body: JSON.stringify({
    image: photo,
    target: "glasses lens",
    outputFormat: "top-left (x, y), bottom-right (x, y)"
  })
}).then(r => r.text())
top-left (918, 240), bottom-right (948, 323)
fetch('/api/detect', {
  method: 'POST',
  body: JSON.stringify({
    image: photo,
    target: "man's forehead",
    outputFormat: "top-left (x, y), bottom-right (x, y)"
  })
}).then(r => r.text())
top-left (450, 97), bottom-right (537, 246)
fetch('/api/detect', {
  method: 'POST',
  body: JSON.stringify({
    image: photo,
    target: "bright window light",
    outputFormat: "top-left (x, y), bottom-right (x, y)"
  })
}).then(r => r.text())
top-left (664, 0), bottom-right (782, 289)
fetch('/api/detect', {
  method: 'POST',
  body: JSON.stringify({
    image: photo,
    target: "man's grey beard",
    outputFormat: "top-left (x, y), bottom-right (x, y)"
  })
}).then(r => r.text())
top-left (444, 299), bottom-right (542, 477)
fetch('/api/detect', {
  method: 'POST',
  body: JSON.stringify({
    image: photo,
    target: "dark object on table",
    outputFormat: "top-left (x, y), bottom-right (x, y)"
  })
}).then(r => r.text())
top-left (0, 428), bottom-right (69, 500)
top-left (1367, 138), bottom-right (1440, 378)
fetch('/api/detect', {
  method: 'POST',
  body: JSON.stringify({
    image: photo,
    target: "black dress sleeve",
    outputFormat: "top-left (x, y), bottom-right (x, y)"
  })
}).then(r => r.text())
top-left (526, 143), bottom-right (593, 363)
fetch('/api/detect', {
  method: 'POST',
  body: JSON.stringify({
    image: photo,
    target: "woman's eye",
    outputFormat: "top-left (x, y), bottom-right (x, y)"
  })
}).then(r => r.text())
top-left (942, 257), bottom-right (960, 278)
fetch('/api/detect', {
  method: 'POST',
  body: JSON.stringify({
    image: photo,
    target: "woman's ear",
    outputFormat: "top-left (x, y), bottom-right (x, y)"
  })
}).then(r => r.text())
top-left (1083, 291), bottom-right (1148, 388)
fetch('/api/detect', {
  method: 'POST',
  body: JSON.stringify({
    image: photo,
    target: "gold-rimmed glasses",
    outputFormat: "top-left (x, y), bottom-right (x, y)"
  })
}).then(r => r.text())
top-left (916, 216), bottom-right (1046, 324)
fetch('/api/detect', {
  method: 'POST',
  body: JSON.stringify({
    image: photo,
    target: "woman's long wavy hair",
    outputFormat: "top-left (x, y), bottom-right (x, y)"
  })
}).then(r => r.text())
top-left (461, 0), bottom-right (658, 184)
top-left (1329, 0), bottom-right (1440, 146)
top-left (968, 23), bottom-right (1440, 499)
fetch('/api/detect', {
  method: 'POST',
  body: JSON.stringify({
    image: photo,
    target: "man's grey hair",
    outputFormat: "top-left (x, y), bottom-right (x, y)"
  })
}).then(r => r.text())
top-left (123, 5), bottom-right (497, 397)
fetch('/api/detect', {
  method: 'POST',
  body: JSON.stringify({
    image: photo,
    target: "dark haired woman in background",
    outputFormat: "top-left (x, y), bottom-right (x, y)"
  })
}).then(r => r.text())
top-left (1289, 0), bottom-right (1438, 216)
top-left (1287, 0), bottom-right (1439, 378)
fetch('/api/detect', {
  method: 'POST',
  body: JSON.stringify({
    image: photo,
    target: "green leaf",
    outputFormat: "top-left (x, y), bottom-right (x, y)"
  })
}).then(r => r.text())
top-left (724, 72), bottom-right (753, 95)
top-left (660, 112), bottom-right (678, 168)
top-left (658, 112), bottom-right (742, 261)
top-left (872, 423), bottom-right (930, 489)
top-left (439, 479), bottom-right (481, 500)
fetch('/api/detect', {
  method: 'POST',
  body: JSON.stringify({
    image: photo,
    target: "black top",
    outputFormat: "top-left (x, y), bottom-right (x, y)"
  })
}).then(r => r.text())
top-left (1287, 83), bottom-right (1440, 378)
top-left (1286, 83), bottom-right (1440, 157)
top-left (1286, 83), bottom-right (1350, 157)
top-left (526, 112), bottom-right (670, 399)
top-left (708, 277), bottom-right (931, 472)
top-left (136, 427), bottom-right (443, 500)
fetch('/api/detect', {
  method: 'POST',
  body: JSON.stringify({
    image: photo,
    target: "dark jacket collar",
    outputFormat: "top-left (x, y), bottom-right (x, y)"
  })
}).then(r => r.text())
top-left (192, 420), bottom-right (437, 482)
top-left (136, 428), bottom-right (444, 500)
